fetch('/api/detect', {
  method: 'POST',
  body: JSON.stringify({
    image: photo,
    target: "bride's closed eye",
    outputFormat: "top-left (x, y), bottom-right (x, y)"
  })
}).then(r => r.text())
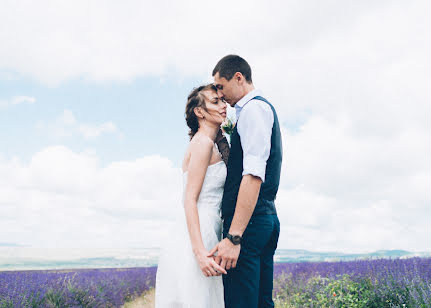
top-left (211, 98), bottom-right (222, 105)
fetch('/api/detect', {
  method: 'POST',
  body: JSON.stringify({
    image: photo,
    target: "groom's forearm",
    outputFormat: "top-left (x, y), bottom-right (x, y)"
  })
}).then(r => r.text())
top-left (228, 174), bottom-right (262, 236)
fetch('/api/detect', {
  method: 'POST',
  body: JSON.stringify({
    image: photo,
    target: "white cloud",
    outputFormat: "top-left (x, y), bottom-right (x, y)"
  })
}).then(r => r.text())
top-left (277, 115), bottom-right (431, 253)
top-left (78, 122), bottom-right (117, 139)
top-left (0, 95), bottom-right (36, 108)
top-left (11, 96), bottom-right (36, 105)
top-left (37, 109), bottom-right (118, 139)
top-left (0, 146), bottom-right (182, 248)
top-left (59, 109), bottom-right (76, 126)
top-left (2, 0), bottom-right (427, 85)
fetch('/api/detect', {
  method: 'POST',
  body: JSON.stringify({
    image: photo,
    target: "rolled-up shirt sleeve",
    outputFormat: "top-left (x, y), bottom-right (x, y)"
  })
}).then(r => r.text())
top-left (237, 99), bottom-right (274, 182)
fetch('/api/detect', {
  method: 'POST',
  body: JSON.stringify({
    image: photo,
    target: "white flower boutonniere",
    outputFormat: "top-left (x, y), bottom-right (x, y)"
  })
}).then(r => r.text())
top-left (221, 117), bottom-right (236, 136)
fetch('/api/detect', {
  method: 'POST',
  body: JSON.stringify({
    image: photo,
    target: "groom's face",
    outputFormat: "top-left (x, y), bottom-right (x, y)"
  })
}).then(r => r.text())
top-left (213, 72), bottom-right (242, 107)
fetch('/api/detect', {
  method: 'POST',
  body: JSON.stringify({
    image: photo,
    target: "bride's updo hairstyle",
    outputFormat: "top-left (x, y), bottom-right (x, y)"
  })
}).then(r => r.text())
top-left (185, 84), bottom-right (217, 139)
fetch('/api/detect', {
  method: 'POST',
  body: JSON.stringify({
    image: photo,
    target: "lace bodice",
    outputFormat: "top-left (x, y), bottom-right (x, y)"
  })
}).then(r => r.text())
top-left (183, 160), bottom-right (227, 214)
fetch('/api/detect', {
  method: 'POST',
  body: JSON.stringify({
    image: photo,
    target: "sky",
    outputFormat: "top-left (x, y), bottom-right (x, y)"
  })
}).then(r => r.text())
top-left (0, 0), bottom-right (430, 253)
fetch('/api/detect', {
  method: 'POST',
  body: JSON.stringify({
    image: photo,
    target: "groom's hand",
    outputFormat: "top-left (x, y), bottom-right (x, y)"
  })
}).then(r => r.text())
top-left (208, 238), bottom-right (240, 270)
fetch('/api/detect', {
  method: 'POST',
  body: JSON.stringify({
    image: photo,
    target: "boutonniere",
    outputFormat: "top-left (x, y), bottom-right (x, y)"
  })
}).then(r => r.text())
top-left (221, 117), bottom-right (236, 136)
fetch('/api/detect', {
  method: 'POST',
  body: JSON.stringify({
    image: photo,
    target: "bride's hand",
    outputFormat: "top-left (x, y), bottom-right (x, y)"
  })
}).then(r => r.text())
top-left (196, 250), bottom-right (227, 277)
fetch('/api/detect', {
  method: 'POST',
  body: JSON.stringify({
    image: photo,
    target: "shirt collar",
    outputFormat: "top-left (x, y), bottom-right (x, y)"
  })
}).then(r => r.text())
top-left (234, 88), bottom-right (262, 118)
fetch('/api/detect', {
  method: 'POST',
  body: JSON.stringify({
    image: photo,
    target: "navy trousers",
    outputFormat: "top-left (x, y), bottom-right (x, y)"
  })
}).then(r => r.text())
top-left (222, 214), bottom-right (280, 308)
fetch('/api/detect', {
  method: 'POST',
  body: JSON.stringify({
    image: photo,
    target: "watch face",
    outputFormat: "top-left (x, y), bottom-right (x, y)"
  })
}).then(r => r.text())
top-left (231, 235), bottom-right (241, 245)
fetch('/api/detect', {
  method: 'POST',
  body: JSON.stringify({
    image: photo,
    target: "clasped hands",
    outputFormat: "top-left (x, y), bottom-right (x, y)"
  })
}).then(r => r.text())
top-left (197, 238), bottom-right (241, 277)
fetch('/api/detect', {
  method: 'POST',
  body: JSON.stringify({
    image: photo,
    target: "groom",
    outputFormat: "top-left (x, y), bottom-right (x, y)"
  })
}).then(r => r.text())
top-left (209, 55), bottom-right (282, 308)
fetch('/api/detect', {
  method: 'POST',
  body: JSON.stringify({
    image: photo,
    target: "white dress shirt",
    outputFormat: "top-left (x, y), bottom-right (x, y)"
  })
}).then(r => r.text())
top-left (235, 89), bottom-right (274, 183)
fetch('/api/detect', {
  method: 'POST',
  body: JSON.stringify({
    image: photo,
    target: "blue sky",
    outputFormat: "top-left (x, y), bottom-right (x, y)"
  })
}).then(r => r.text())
top-left (0, 75), bottom-right (199, 166)
top-left (1, 0), bottom-right (430, 253)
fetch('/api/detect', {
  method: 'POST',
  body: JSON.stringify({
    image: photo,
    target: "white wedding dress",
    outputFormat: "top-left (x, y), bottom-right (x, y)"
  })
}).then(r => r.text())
top-left (155, 160), bottom-right (226, 308)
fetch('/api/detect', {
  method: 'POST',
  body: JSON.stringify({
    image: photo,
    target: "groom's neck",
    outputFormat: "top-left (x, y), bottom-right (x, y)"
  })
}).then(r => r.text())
top-left (231, 83), bottom-right (255, 107)
top-left (241, 83), bottom-right (255, 99)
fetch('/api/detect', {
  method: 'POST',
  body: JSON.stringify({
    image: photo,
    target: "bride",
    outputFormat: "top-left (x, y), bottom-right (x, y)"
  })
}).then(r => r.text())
top-left (155, 84), bottom-right (229, 307)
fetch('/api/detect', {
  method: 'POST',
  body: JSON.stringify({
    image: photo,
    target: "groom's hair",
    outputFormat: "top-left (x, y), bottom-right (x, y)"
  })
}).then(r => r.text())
top-left (212, 55), bottom-right (252, 83)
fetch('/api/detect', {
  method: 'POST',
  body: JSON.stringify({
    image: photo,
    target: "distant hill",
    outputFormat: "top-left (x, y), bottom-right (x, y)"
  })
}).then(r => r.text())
top-left (1, 247), bottom-right (430, 271)
top-left (0, 242), bottom-right (26, 247)
top-left (275, 249), bottom-right (431, 263)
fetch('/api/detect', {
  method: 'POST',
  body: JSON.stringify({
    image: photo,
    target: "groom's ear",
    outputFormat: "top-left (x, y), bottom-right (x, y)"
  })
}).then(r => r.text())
top-left (234, 72), bottom-right (244, 84)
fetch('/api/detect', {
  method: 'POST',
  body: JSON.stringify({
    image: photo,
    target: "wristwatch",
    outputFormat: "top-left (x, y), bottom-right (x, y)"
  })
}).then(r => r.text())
top-left (227, 233), bottom-right (242, 245)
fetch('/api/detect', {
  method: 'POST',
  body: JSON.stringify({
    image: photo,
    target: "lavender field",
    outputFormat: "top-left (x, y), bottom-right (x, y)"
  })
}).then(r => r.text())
top-left (0, 267), bottom-right (156, 308)
top-left (1, 257), bottom-right (430, 307)
top-left (273, 257), bottom-right (431, 307)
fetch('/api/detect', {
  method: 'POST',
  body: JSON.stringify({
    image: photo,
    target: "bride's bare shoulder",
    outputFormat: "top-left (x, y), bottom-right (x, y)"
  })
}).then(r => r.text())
top-left (182, 133), bottom-right (213, 171)
top-left (189, 133), bottom-right (213, 150)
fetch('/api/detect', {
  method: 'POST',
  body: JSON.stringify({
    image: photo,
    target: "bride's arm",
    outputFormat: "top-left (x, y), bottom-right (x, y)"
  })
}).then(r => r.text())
top-left (184, 135), bottom-right (211, 256)
top-left (183, 135), bottom-right (227, 277)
